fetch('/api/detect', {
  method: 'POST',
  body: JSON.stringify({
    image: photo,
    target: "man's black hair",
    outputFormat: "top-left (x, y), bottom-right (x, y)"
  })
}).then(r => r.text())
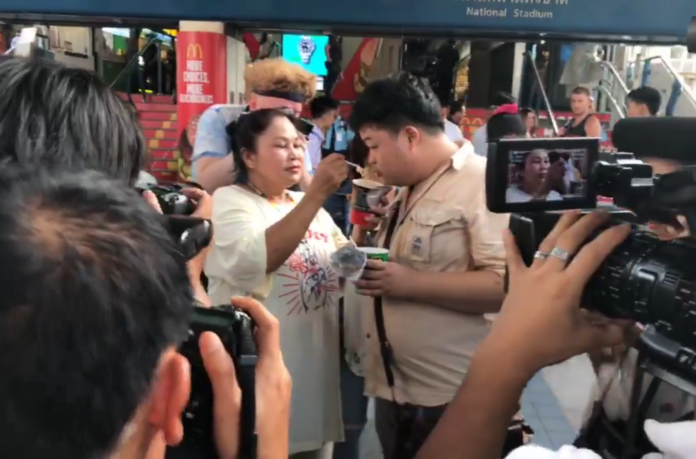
top-left (627, 86), bottom-right (661, 116)
top-left (0, 58), bottom-right (147, 185)
top-left (487, 111), bottom-right (526, 142)
top-left (492, 91), bottom-right (517, 107)
top-left (0, 163), bottom-right (192, 459)
top-left (310, 95), bottom-right (339, 119)
top-left (449, 100), bottom-right (464, 114)
top-left (349, 72), bottom-right (443, 134)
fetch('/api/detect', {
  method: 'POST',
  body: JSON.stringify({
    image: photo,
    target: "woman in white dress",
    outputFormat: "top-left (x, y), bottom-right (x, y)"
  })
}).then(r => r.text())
top-left (205, 109), bottom-right (350, 459)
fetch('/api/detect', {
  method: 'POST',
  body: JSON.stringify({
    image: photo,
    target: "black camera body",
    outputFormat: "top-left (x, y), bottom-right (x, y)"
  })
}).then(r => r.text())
top-left (173, 305), bottom-right (258, 458)
top-left (149, 184), bottom-right (196, 215)
top-left (486, 136), bottom-right (696, 375)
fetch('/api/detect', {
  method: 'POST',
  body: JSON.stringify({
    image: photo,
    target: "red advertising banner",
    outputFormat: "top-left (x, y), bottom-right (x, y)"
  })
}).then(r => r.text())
top-left (176, 31), bottom-right (227, 181)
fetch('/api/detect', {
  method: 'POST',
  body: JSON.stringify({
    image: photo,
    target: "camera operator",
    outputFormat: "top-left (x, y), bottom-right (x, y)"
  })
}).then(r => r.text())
top-left (204, 108), bottom-right (349, 458)
top-left (192, 58), bottom-right (316, 194)
top-left (414, 211), bottom-right (634, 459)
top-left (0, 164), bottom-right (292, 459)
top-left (0, 57), bottom-right (212, 305)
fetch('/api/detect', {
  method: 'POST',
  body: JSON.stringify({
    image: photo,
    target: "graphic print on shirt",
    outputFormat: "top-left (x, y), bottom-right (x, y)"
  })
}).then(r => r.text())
top-left (277, 234), bottom-right (339, 315)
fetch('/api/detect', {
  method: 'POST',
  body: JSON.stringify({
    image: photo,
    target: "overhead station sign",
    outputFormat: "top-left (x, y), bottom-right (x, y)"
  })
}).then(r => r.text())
top-left (3, 0), bottom-right (696, 42)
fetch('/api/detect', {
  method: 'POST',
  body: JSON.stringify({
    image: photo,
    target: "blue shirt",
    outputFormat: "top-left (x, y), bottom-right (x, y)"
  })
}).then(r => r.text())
top-left (306, 125), bottom-right (324, 174)
top-left (191, 104), bottom-right (312, 179)
top-left (324, 118), bottom-right (354, 153)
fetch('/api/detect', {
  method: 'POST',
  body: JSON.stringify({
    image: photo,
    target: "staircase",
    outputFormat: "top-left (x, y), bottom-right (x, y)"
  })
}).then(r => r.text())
top-left (627, 57), bottom-right (696, 117)
top-left (118, 94), bottom-right (180, 183)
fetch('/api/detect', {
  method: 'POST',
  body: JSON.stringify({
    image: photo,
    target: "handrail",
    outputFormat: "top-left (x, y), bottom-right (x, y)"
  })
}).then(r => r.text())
top-left (524, 51), bottom-right (558, 136)
top-left (598, 61), bottom-right (630, 96)
top-left (110, 35), bottom-right (160, 103)
top-left (594, 85), bottom-right (625, 119)
top-left (643, 55), bottom-right (696, 109)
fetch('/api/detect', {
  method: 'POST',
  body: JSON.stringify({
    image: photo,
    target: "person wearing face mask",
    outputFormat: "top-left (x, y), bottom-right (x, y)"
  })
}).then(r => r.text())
top-left (192, 58), bottom-right (317, 194)
top-left (506, 149), bottom-right (566, 203)
top-left (204, 109), bottom-right (350, 459)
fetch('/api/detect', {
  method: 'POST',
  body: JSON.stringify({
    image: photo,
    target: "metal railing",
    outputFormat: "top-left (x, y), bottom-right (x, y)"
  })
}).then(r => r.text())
top-left (109, 34), bottom-right (169, 105)
top-left (524, 51), bottom-right (558, 136)
top-left (598, 61), bottom-right (630, 96)
top-left (594, 84), bottom-right (625, 120)
top-left (644, 55), bottom-right (696, 111)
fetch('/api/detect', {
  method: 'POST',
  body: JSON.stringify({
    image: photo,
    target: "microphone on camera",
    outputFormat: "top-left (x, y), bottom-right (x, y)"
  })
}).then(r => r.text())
top-left (612, 117), bottom-right (696, 164)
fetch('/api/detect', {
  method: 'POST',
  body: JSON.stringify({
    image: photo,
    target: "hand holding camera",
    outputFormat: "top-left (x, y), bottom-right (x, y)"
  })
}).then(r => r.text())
top-left (308, 153), bottom-right (349, 199)
top-left (177, 297), bottom-right (291, 459)
top-left (197, 297), bottom-right (291, 459)
top-left (483, 211), bottom-right (633, 377)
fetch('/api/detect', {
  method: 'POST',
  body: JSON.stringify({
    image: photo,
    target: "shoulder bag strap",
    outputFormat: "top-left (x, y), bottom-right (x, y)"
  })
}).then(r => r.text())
top-left (373, 204), bottom-right (402, 400)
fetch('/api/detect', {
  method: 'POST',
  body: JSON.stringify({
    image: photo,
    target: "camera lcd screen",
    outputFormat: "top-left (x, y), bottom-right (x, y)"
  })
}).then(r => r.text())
top-left (486, 137), bottom-right (599, 213)
top-left (506, 147), bottom-right (589, 203)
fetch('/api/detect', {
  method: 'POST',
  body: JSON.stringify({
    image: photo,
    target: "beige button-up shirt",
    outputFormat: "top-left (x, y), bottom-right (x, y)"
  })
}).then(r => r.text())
top-left (361, 144), bottom-right (509, 406)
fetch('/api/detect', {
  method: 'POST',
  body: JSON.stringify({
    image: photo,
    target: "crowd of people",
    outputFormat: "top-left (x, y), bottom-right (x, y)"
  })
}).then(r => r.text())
top-left (0, 50), bottom-right (688, 459)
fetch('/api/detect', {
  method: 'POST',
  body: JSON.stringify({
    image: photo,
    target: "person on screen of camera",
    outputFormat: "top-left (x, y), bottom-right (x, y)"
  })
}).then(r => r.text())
top-left (506, 149), bottom-right (566, 203)
top-left (192, 58), bottom-right (316, 193)
top-left (414, 211), bottom-right (696, 459)
top-left (0, 164), bottom-right (292, 459)
top-left (204, 108), bottom-right (349, 459)
top-left (0, 57), bottom-right (212, 305)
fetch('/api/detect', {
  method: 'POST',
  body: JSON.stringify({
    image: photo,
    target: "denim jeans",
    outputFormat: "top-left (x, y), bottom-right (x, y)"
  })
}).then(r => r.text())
top-left (333, 351), bottom-right (369, 459)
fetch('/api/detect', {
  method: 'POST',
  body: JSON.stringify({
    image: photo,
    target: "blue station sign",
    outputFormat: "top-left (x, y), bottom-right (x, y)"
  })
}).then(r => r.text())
top-left (3, 0), bottom-right (695, 42)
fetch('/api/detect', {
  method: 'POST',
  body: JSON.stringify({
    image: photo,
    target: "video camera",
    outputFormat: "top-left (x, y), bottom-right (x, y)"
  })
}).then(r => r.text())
top-left (485, 128), bottom-right (696, 456)
top-left (485, 132), bottom-right (696, 376)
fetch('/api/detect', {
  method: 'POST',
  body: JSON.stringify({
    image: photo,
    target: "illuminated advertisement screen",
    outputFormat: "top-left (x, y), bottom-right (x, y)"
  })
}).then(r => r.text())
top-left (281, 34), bottom-right (329, 77)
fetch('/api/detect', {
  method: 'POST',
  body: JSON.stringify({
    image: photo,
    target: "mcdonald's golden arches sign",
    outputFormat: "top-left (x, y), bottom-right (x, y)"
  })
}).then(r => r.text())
top-left (186, 43), bottom-right (203, 60)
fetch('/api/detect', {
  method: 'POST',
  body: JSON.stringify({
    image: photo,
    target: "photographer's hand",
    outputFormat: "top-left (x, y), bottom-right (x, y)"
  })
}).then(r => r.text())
top-left (416, 211), bottom-right (633, 459)
top-left (200, 296), bottom-right (291, 459)
top-left (489, 211), bottom-right (632, 371)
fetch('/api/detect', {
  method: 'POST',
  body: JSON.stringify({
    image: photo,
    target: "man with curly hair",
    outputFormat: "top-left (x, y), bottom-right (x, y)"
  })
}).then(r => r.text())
top-left (192, 58), bottom-right (317, 193)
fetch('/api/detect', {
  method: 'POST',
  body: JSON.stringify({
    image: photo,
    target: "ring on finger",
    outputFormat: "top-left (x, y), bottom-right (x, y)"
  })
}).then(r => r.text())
top-left (533, 250), bottom-right (550, 260)
top-left (549, 246), bottom-right (571, 264)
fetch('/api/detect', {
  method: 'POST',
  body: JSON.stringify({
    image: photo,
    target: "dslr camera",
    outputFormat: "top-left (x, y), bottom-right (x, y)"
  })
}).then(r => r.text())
top-left (485, 134), bottom-right (696, 377)
top-left (147, 184), bottom-right (258, 459)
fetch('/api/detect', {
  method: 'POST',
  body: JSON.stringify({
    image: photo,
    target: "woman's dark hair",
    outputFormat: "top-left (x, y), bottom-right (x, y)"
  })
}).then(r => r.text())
top-left (519, 107), bottom-right (536, 119)
top-left (486, 111), bottom-right (526, 143)
top-left (230, 108), bottom-right (298, 184)
top-left (0, 58), bottom-right (147, 186)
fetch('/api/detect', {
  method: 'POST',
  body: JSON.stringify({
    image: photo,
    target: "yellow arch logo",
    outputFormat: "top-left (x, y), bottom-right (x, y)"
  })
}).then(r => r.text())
top-left (186, 43), bottom-right (203, 60)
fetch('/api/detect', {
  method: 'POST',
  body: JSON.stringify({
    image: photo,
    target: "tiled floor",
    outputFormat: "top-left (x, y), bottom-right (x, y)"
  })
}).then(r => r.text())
top-left (358, 355), bottom-right (596, 458)
top-left (521, 372), bottom-right (577, 450)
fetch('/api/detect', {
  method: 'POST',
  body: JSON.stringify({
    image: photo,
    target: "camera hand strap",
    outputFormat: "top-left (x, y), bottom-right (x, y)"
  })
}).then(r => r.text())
top-left (237, 321), bottom-right (259, 459)
top-left (374, 204), bottom-right (402, 400)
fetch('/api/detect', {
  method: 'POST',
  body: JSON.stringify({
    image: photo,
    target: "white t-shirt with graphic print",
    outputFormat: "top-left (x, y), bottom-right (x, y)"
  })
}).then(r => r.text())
top-left (205, 185), bottom-right (347, 454)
